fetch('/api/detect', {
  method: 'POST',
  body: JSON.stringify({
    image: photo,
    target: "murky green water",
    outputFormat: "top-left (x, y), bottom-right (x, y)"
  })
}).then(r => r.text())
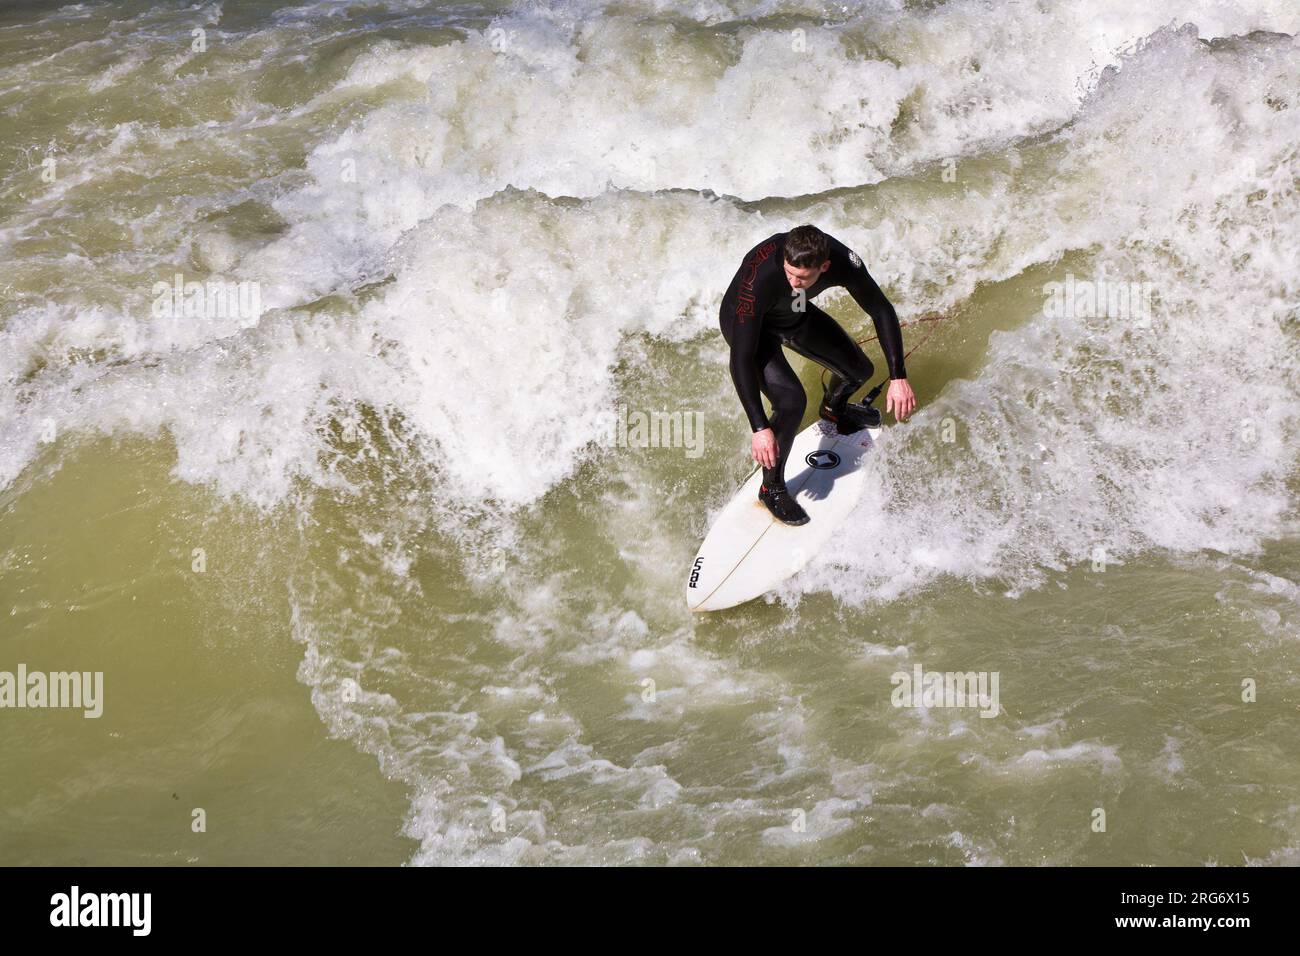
top-left (1, 0), bottom-right (1297, 865)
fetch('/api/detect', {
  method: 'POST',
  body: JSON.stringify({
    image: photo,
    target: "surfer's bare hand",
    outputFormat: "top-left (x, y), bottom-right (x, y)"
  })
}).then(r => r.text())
top-left (886, 378), bottom-right (916, 421)
top-left (752, 427), bottom-right (777, 468)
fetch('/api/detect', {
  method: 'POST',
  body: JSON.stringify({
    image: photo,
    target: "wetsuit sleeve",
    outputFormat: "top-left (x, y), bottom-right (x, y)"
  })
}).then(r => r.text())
top-left (833, 240), bottom-right (907, 380)
top-left (728, 309), bottom-right (770, 432)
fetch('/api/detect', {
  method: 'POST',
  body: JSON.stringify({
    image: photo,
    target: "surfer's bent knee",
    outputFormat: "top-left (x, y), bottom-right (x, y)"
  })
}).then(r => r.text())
top-left (853, 353), bottom-right (875, 385)
top-left (777, 387), bottom-right (806, 416)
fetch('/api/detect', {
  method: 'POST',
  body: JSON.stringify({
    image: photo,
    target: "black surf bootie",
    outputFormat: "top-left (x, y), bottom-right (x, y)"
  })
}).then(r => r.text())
top-left (758, 483), bottom-right (810, 526)
top-left (819, 399), bottom-right (880, 434)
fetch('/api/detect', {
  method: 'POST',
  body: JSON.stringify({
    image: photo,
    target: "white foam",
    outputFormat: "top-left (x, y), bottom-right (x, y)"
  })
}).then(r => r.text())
top-left (799, 25), bottom-right (1300, 606)
top-left (4, 0), bottom-right (1299, 867)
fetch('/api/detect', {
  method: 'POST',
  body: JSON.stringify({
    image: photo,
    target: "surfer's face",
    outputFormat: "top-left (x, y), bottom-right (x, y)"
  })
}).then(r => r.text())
top-left (784, 258), bottom-right (829, 290)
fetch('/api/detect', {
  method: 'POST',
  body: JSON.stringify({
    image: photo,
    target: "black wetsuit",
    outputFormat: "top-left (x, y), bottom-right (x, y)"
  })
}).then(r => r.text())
top-left (719, 231), bottom-right (906, 490)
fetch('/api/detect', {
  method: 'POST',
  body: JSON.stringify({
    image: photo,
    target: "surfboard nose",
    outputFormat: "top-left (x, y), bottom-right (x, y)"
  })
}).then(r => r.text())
top-left (687, 422), bottom-right (882, 611)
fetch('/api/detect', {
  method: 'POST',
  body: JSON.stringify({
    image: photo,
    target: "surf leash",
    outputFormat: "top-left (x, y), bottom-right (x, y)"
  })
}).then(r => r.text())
top-left (819, 310), bottom-right (950, 406)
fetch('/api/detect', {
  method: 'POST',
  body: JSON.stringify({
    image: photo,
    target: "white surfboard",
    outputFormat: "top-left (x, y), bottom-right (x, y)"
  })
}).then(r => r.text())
top-left (686, 418), bottom-right (882, 612)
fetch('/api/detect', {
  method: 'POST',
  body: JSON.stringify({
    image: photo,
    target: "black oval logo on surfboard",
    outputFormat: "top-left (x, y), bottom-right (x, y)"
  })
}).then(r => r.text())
top-left (805, 450), bottom-right (840, 469)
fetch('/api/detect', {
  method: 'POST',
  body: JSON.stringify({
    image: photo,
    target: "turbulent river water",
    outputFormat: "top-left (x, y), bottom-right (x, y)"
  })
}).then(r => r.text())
top-left (1, 0), bottom-right (1298, 865)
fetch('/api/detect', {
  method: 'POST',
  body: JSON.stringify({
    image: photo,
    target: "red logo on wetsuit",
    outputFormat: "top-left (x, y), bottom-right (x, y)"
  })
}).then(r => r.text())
top-left (736, 240), bottom-right (778, 324)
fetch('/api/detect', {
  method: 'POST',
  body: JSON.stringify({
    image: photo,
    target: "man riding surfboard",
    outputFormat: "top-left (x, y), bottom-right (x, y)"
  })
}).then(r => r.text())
top-left (719, 224), bottom-right (917, 525)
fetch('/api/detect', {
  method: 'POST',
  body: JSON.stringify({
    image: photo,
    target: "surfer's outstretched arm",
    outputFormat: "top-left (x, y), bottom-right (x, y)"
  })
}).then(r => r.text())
top-left (840, 260), bottom-right (907, 381)
top-left (721, 301), bottom-right (781, 469)
top-left (727, 314), bottom-right (771, 433)
top-left (832, 240), bottom-right (917, 421)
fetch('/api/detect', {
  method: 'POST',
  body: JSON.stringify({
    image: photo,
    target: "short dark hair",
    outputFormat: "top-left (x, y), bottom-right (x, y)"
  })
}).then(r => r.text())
top-left (783, 224), bottom-right (828, 268)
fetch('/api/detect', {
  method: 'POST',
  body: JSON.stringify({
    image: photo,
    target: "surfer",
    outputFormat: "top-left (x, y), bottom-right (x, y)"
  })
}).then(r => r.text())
top-left (719, 224), bottom-right (916, 525)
